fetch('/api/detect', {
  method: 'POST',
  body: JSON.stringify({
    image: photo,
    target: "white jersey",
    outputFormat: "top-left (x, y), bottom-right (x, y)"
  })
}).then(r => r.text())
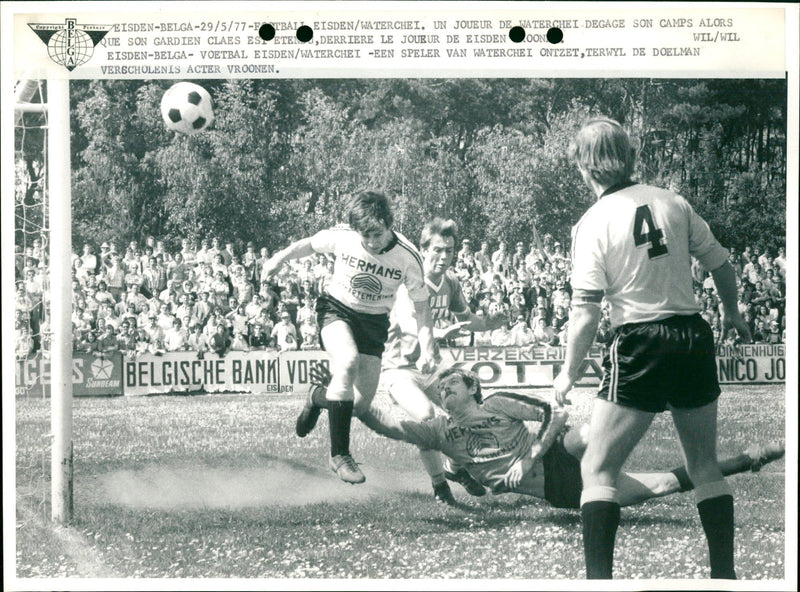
top-left (383, 270), bottom-right (469, 369)
top-left (570, 183), bottom-right (728, 328)
top-left (311, 225), bottom-right (427, 314)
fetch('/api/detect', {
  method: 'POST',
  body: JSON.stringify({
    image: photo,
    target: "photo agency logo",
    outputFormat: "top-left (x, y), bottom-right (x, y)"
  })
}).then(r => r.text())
top-left (29, 18), bottom-right (112, 71)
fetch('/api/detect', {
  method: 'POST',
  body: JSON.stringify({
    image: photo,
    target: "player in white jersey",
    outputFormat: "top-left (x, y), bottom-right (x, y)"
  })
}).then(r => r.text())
top-left (381, 218), bottom-right (507, 504)
top-left (553, 118), bottom-right (752, 579)
top-left (324, 367), bottom-right (783, 508)
top-left (262, 191), bottom-right (436, 484)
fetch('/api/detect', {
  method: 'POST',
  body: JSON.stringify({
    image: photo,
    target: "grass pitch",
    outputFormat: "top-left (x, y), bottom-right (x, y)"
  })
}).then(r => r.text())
top-left (14, 384), bottom-right (786, 581)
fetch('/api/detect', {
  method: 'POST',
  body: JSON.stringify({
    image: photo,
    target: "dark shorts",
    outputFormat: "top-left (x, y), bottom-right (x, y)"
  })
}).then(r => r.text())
top-left (599, 313), bottom-right (721, 413)
top-left (316, 294), bottom-right (390, 358)
top-left (542, 430), bottom-right (583, 509)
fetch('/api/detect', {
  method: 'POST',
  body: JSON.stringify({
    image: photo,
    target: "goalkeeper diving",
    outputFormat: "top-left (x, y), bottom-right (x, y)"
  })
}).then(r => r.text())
top-left (312, 365), bottom-right (784, 508)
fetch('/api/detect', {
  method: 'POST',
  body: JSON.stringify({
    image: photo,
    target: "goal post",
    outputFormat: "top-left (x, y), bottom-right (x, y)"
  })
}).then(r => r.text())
top-left (16, 77), bottom-right (74, 524)
top-left (47, 77), bottom-right (73, 524)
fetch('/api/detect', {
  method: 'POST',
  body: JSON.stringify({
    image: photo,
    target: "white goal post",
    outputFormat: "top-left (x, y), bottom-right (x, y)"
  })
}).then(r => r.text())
top-left (15, 78), bottom-right (74, 523)
top-left (47, 78), bottom-right (74, 524)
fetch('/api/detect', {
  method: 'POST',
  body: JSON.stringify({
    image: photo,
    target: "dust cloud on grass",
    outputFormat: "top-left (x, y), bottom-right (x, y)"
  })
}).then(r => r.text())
top-left (81, 459), bottom-right (432, 510)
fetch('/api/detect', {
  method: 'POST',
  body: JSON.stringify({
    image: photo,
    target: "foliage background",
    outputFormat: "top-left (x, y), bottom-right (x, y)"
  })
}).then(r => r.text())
top-left (16, 78), bottom-right (788, 253)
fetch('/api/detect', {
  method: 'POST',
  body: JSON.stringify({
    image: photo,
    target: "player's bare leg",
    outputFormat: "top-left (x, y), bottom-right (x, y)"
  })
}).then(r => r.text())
top-left (580, 399), bottom-right (655, 579)
top-left (318, 321), bottom-right (365, 484)
top-left (387, 376), bottom-right (456, 504)
top-left (564, 422), bottom-right (783, 507)
top-left (671, 400), bottom-right (736, 579)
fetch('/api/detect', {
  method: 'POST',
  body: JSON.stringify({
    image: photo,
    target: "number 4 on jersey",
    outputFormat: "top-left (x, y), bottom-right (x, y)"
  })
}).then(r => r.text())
top-left (633, 205), bottom-right (669, 259)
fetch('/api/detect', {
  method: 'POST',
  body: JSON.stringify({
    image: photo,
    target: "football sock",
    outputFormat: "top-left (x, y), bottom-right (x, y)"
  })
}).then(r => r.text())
top-left (696, 486), bottom-right (736, 579)
top-left (669, 466), bottom-right (694, 492)
top-left (670, 455), bottom-right (756, 493)
top-left (328, 400), bottom-right (354, 458)
top-left (581, 500), bottom-right (620, 579)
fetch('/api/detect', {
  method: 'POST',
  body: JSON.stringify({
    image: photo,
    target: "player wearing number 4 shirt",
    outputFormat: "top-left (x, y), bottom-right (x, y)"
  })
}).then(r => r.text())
top-left (554, 118), bottom-right (752, 579)
top-left (262, 191), bottom-right (436, 485)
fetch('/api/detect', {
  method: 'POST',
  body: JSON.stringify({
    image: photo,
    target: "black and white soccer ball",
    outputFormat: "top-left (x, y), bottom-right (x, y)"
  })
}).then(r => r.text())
top-left (160, 82), bottom-right (214, 135)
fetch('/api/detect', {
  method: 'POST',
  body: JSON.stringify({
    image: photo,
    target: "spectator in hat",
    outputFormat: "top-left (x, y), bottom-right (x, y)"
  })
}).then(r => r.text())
top-left (143, 313), bottom-right (165, 349)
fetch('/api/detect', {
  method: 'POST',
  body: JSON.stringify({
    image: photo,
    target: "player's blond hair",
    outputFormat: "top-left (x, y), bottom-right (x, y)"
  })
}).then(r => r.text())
top-left (569, 117), bottom-right (636, 187)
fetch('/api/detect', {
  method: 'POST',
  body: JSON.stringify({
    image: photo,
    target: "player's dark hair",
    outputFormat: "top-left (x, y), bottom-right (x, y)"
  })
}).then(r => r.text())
top-left (420, 217), bottom-right (459, 250)
top-left (347, 190), bottom-right (394, 234)
top-left (569, 117), bottom-right (636, 187)
top-left (438, 366), bottom-right (483, 403)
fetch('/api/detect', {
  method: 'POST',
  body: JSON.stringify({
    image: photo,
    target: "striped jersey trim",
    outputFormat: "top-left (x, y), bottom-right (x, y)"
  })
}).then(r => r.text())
top-left (394, 233), bottom-right (425, 275)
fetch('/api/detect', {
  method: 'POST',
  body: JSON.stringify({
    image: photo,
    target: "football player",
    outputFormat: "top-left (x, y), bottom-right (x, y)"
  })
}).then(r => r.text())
top-left (355, 367), bottom-right (782, 510)
top-left (262, 190), bottom-right (436, 484)
top-left (553, 118), bottom-right (752, 578)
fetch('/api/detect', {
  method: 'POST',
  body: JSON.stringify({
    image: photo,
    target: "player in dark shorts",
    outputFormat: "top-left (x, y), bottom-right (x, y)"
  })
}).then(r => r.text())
top-left (554, 118), bottom-right (753, 579)
top-left (262, 191), bottom-right (437, 485)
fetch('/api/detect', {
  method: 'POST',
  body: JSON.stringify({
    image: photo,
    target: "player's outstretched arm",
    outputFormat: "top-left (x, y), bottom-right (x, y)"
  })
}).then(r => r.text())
top-left (261, 237), bottom-right (316, 283)
top-left (456, 309), bottom-right (507, 333)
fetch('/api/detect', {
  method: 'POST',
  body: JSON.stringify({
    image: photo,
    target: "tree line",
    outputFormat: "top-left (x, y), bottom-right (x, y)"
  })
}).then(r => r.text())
top-left (15, 77), bottom-right (787, 255)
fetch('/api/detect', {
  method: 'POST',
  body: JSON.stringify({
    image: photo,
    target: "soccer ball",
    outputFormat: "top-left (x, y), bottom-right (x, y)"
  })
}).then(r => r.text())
top-left (160, 82), bottom-right (214, 135)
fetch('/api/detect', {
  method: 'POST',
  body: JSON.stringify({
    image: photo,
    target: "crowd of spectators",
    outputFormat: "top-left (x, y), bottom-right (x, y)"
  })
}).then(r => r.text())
top-left (14, 233), bottom-right (787, 361)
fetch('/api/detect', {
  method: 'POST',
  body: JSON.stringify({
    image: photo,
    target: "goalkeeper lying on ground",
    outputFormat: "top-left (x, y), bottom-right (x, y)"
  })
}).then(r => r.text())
top-left (310, 365), bottom-right (784, 507)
